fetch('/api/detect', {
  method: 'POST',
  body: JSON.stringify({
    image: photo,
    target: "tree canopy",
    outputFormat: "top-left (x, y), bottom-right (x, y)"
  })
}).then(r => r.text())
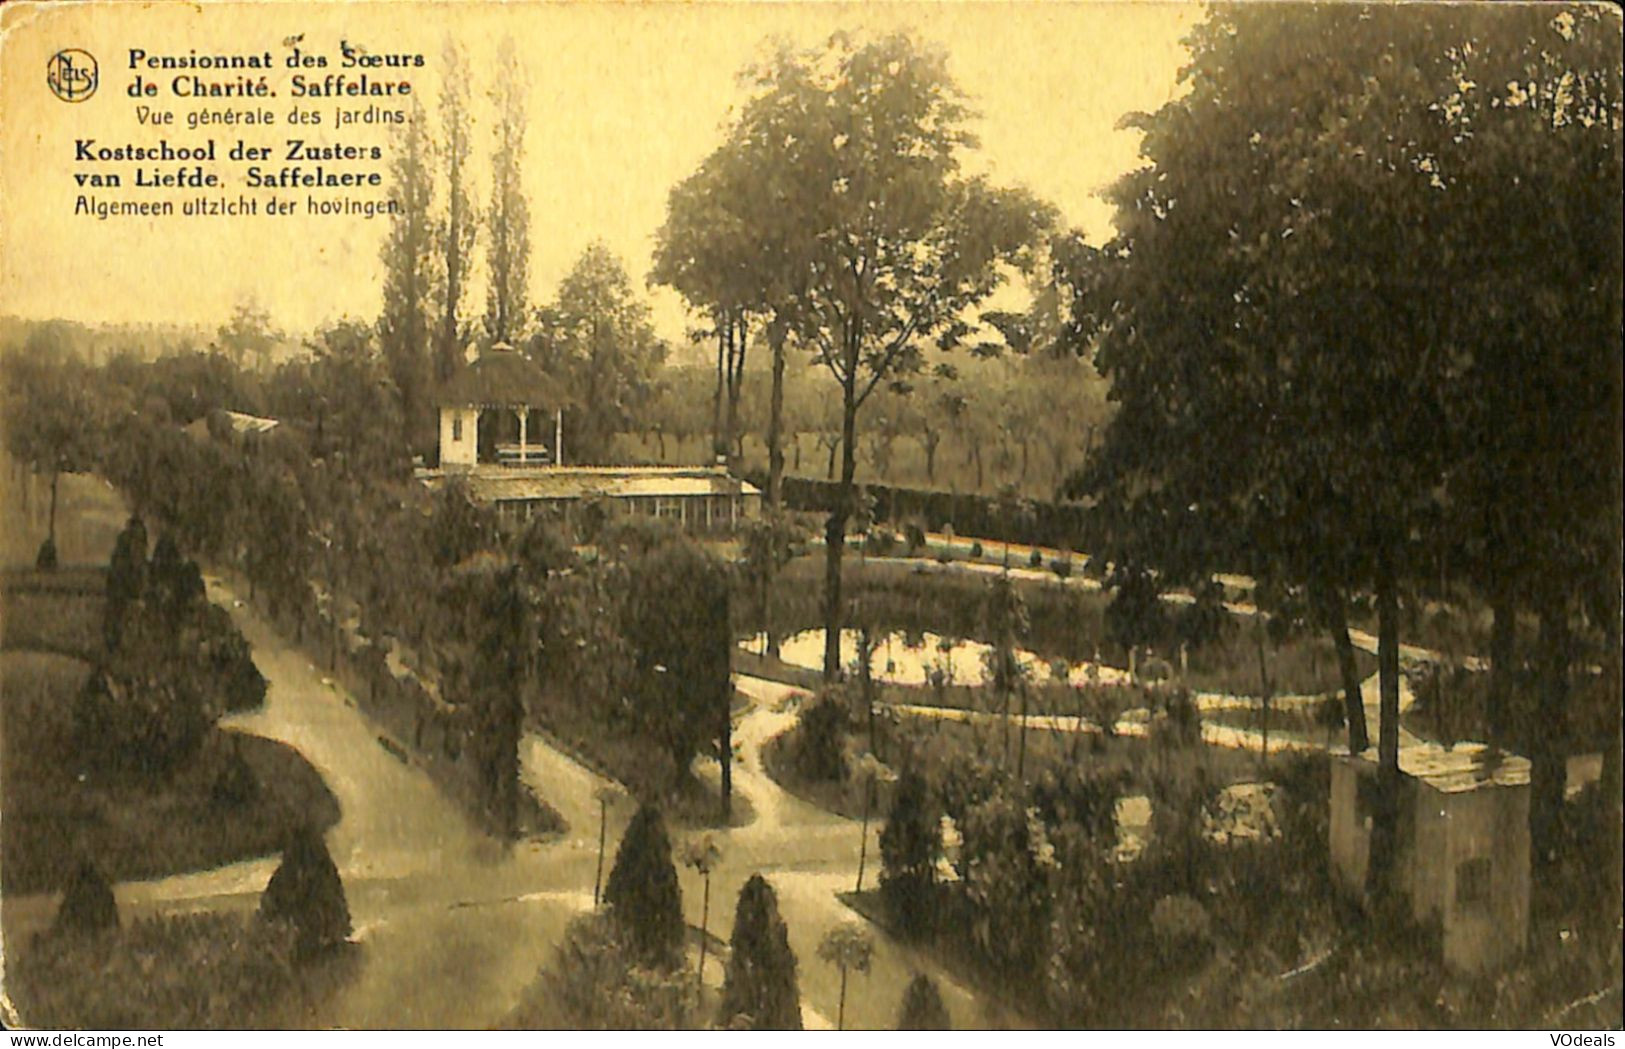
top-left (1066, 2), bottom-right (1621, 877)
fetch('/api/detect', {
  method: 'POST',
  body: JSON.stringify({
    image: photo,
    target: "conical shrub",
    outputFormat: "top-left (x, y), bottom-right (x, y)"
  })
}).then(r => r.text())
top-left (719, 874), bottom-right (802, 1030)
top-left (896, 972), bottom-right (950, 1029)
top-left (602, 805), bottom-right (683, 968)
top-left (53, 860), bottom-right (117, 935)
top-left (260, 826), bottom-right (351, 958)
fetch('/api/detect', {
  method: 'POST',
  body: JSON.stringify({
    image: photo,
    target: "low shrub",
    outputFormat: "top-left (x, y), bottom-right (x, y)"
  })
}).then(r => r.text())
top-left (719, 874), bottom-right (803, 1030)
top-left (1029, 548), bottom-right (1044, 569)
top-left (1050, 557), bottom-right (1072, 579)
top-left (792, 693), bottom-right (850, 783)
top-left (510, 913), bottom-right (696, 1030)
top-left (880, 767), bottom-right (941, 939)
top-left (1150, 893), bottom-right (1214, 960)
top-left (52, 860), bottom-right (118, 936)
top-left (260, 826), bottom-right (351, 959)
top-left (865, 530), bottom-right (899, 556)
top-left (35, 537), bottom-right (58, 571)
top-left (603, 805), bottom-right (684, 968)
top-left (969, 540), bottom-right (984, 560)
top-left (896, 973), bottom-right (951, 1029)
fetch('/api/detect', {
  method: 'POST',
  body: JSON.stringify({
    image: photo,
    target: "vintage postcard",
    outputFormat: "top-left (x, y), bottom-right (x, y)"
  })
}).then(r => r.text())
top-left (0, 0), bottom-right (1620, 1033)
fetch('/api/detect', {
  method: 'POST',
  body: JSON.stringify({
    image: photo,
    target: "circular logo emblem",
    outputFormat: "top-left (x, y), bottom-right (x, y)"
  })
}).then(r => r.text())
top-left (47, 49), bottom-right (98, 102)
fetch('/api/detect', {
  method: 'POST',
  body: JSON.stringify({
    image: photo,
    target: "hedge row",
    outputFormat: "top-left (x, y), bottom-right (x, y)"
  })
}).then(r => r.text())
top-left (752, 473), bottom-right (1100, 552)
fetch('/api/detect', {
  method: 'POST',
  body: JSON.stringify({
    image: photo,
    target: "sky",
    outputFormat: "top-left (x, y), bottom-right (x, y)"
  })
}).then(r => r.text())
top-left (0, 0), bottom-right (1202, 347)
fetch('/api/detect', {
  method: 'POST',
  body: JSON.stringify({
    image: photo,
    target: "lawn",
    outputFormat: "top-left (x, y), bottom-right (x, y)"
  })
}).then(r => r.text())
top-left (0, 651), bottom-right (339, 894)
top-left (6, 911), bottom-right (360, 1028)
top-left (524, 687), bottom-right (755, 831)
top-left (0, 568), bottom-right (107, 659)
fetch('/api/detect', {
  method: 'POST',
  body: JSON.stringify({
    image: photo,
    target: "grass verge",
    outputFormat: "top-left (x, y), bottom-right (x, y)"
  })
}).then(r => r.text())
top-left (1, 651), bottom-right (339, 895)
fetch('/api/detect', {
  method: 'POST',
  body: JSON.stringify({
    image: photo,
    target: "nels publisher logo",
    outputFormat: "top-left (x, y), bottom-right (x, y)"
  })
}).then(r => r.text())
top-left (47, 48), bottom-right (98, 102)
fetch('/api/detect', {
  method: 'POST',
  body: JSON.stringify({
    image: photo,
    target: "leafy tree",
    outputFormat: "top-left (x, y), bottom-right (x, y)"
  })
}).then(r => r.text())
top-left (469, 565), bottom-right (527, 838)
top-left (259, 826), bottom-right (351, 958)
top-left (741, 513), bottom-right (798, 657)
top-left (603, 805), bottom-right (684, 968)
top-left (914, 364), bottom-right (968, 484)
top-left (2, 350), bottom-right (99, 552)
top-left (619, 538), bottom-right (733, 808)
top-left (817, 922), bottom-right (874, 1030)
top-left (958, 788), bottom-right (1055, 977)
top-left (794, 690), bottom-right (849, 783)
top-left (52, 861), bottom-right (117, 936)
top-left (896, 972), bottom-right (950, 1030)
top-left (379, 97), bottom-right (437, 453)
top-left (718, 874), bottom-right (803, 1030)
top-left (216, 299), bottom-right (278, 372)
top-left (434, 39), bottom-right (478, 384)
top-left (427, 477), bottom-right (500, 569)
top-left (484, 38), bottom-right (530, 347)
top-left (532, 243), bottom-right (666, 462)
top-left (289, 320), bottom-right (409, 480)
top-left (879, 767), bottom-right (940, 938)
top-left (1065, 2), bottom-right (1621, 886)
top-left (982, 573), bottom-right (1031, 769)
top-left (728, 32), bottom-right (1053, 681)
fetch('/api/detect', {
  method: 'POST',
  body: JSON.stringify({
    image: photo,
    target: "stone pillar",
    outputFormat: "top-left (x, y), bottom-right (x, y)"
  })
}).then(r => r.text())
top-left (518, 407), bottom-right (528, 456)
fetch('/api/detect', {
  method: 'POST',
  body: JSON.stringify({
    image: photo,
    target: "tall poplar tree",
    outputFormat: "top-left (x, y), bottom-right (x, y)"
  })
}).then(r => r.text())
top-left (485, 38), bottom-right (530, 348)
top-left (378, 98), bottom-right (436, 453)
top-left (435, 40), bottom-right (477, 381)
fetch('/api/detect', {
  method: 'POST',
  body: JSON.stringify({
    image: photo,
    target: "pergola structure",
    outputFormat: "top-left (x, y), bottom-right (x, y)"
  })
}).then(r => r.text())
top-left (435, 344), bottom-right (571, 469)
top-left (424, 343), bottom-right (761, 534)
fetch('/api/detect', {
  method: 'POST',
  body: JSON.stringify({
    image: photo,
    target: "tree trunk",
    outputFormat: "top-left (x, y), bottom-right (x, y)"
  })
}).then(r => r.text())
top-left (1017, 681), bottom-right (1029, 779)
top-left (855, 775), bottom-right (872, 893)
top-left (1326, 591), bottom-right (1370, 753)
top-left (822, 359), bottom-right (862, 682)
top-left (713, 327), bottom-right (726, 459)
top-left (767, 320), bottom-right (787, 510)
top-left (1255, 621), bottom-right (1273, 769)
top-left (1486, 588), bottom-right (1516, 745)
top-left (837, 968), bottom-right (849, 1031)
top-left (1366, 553), bottom-right (1403, 901)
top-left (594, 799), bottom-right (608, 906)
top-left (825, 438), bottom-right (839, 481)
top-left (720, 683), bottom-right (733, 821)
top-left (1531, 596), bottom-right (1569, 868)
top-left (924, 433), bottom-right (938, 483)
top-left (48, 470), bottom-right (60, 546)
top-left (697, 874), bottom-right (711, 989)
top-left (727, 315), bottom-right (747, 470)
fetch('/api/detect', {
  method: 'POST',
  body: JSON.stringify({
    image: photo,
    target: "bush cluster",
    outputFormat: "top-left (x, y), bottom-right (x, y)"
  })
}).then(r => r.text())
top-left (74, 519), bottom-right (266, 775)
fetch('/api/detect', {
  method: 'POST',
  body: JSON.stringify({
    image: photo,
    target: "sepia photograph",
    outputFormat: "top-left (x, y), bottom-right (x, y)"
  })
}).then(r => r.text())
top-left (0, 0), bottom-right (1620, 1032)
